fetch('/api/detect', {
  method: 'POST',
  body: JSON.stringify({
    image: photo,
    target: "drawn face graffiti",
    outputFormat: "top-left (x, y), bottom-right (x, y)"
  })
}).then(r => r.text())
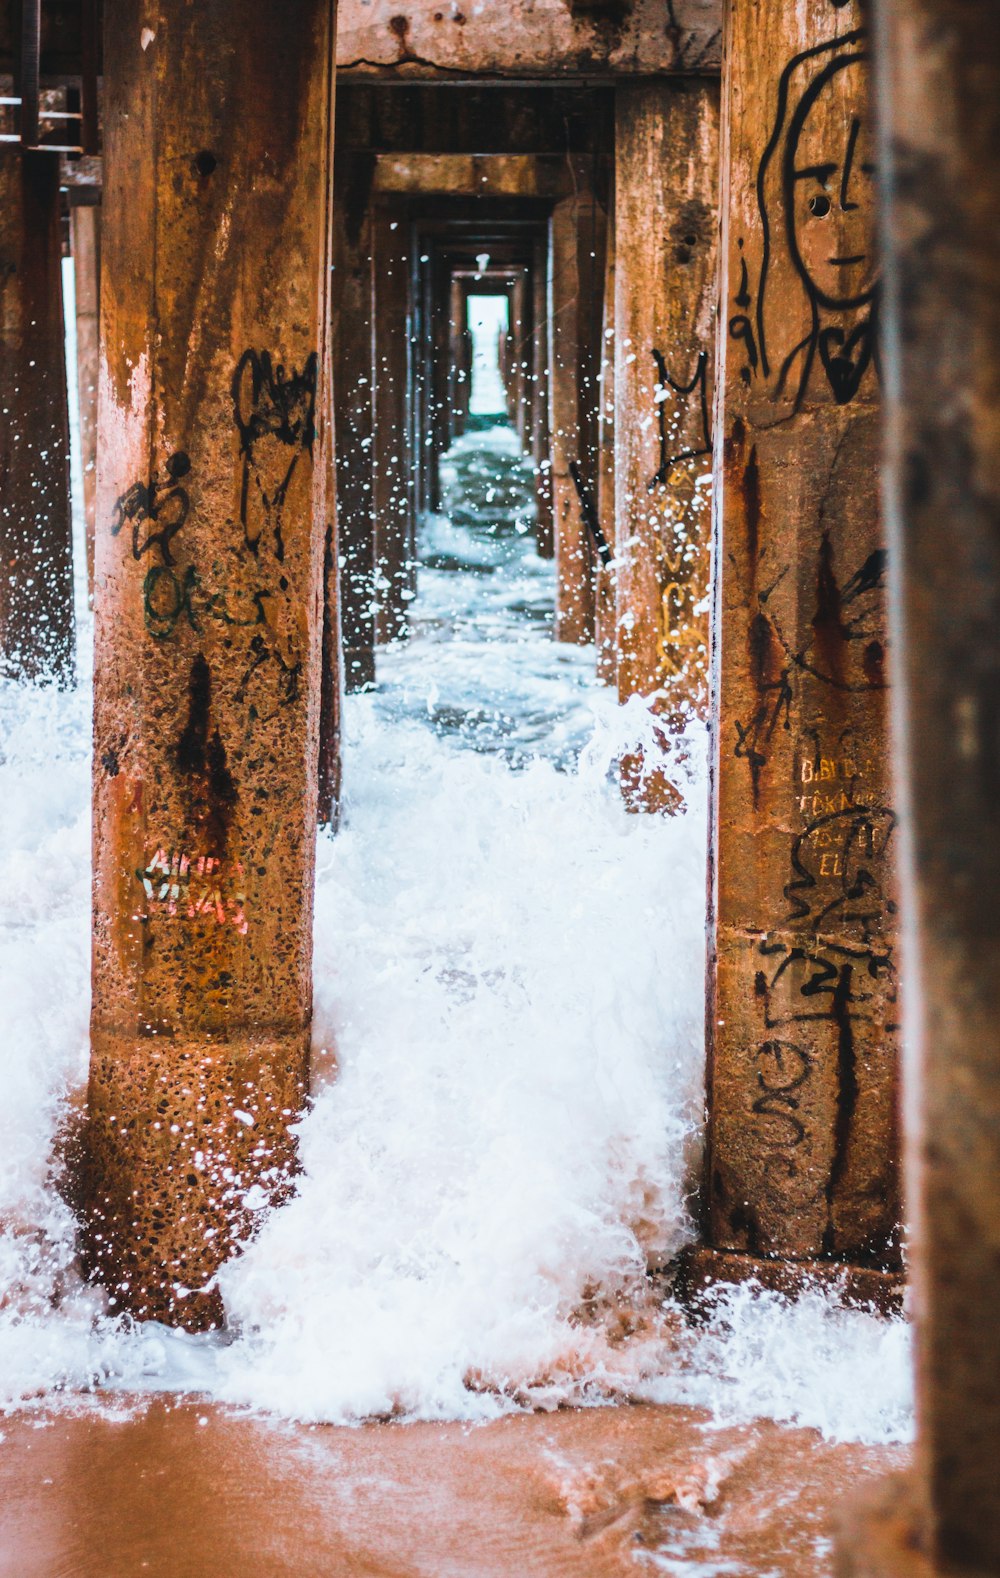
top-left (784, 54), bottom-right (876, 312)
top-left (746, 31), bottom-right (881, 408)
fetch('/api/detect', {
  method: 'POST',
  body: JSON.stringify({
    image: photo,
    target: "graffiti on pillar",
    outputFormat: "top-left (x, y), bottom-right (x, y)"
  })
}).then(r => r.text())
top-left (234, 630), bottom-right (303, 721)
top-left (731, 419), bottom-right (888, 804)
top-left (111, 451), bottom-right (192, 565)
top-left (142, 565), bottom-right (274, 640)
top-left (136, 845), bottom-right (248, 933)
top-left (747, 933), bottom-right (897, 1236)
top-left (785, 802), bottom-right (896, 938)
top-left (729, 24), bottom-right (879, 411)
top-left (732, 602), bottom-right (793, 809)
top-left (232, 349), bottom-right (318, 561)
top-left (645, 348), bottom-right (714, 705)
top-left (647, 348), bottom-right (712, 488)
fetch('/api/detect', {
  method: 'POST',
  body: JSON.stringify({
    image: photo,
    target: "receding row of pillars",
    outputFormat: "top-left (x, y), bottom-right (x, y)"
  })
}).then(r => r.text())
top-left (0, 0), bottom-right (997, 1566)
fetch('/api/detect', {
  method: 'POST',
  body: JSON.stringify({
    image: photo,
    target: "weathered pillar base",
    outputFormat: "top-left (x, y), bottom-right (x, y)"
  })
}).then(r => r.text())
top-left (674, 1244), bottom-right (904, 1318)
top-left (835, 1475), bottom-right (992, 1578)
top-left (84, 1034), bottom-right (308, 1330)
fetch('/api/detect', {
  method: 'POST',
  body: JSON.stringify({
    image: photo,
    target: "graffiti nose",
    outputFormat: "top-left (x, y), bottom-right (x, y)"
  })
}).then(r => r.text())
top-left (839, 117), bottom-right (862, 212)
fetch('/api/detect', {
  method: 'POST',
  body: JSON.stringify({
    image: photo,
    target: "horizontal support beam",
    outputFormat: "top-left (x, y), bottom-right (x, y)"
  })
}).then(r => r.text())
top-left (336, 82), bottom-right (614, 155)
top-left (1, 0), bottom-right (722, 84)
top-left (337, 0), bottom-right (722, 79)
top-left (373, 151), bottom-right (572, 197)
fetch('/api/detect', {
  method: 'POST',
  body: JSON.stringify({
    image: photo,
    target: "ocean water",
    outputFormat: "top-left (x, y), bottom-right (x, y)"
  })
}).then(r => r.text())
top-left (0, 324), bottom-right (913, 1443)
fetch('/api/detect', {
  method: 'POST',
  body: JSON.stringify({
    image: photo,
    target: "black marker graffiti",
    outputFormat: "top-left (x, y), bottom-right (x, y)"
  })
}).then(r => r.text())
top-left (234, 631), bottom-right (302, 720)
top-left (731, 28), bottom-right (879, 410)
top-left (142, 563), bottom-right (271, 641)
top-left (752, 1038), bottom-right (814, 1149)
top-left (733, 610), bottom-right (793, 808)
top-left (729, 239), bottom-right (759, 387)
top-left (764, 418), bottom-right (889, 695)
top-left (647, 349), bottom-right (712, 489)
top-left (232, 349), bottom-right (318, 561)
top-left (568, 460), bottom-right (612, 567)
top-left (785, 803), bottom-right (896, 940)
top-left (750, 931), bottom-right (897, 1252)
top-left (111, 452), bottom-right (191, 566)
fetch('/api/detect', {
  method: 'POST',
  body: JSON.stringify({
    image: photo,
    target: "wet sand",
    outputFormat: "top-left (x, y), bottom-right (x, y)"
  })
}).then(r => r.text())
top-left (0, 1400), bottom-right (908, 1576)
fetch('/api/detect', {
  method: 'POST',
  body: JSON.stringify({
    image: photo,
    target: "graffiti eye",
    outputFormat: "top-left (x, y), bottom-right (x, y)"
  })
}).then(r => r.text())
top-left (809, 193), bottom-right (832, 218)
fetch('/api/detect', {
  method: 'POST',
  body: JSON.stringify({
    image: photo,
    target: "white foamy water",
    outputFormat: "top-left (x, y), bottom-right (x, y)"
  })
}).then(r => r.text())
top-left (0, 419), bottom-right (912, 1444)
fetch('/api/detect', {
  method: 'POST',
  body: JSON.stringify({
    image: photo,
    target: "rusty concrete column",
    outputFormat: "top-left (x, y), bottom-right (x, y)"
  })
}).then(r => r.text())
top-left (318, 158), bottom-right (342, 831)
top-left (507, 270), bottom-right (529, 445)
top-left (697, 0), bottom-right (901, 1297)
top-left (836, 2), bottom-right (1000, 1572)
top-left (549, 172), bottom-right (606, 644)
top-left (0, 150), bottom-right (75, 684)
top-left (613, 81), bottom-right (718, 721)
top-left (532, 231), bottom-right (554, 560)
top-left (595, 201), bottom-right (616, 686)
top-left (332, 156), bottom-right (376, 692)
top-left (86, 0), bottom-right (337, 1329)
top-left (372, 205), bottom-right (413, 643)
top-left (448, 274), bottom-right (470, 441)
top-left (416, 240), bottom-right (452, 515)
top-left (318, 492), bottom-right (343, 830)
top-left (70, 192), bottom-right (101, 608)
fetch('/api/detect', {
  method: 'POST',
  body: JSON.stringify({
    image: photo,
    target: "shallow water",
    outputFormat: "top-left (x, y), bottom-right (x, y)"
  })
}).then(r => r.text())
top-left (0, 1399), bottom-right (910, 1578)
top-left (0, 421), bottom-right (912, 1445)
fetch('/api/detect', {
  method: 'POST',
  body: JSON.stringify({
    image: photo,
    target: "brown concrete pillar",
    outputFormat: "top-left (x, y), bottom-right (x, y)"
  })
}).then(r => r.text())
top-left (613, 81), bottom-right (718, 721)
top-left (417, 242), bottom-right (452, 514)
top-left (372, 205), bottom-right (413, 643)
top-left (448, 274), bottom-right (471, 440)
top-left (836, 2), bottom-right (1000, 1572)
top-left (318, 498), bottom-right (343, 829)
top-left (595, 201), bottom-right (616, 686)
top-left (0, 150), bottom-right (75, 684)
top-left (531, 232), bottom-right (554, 560)
top-left (511, 270), bottom-right (528, 446)
top-left (85, 0), bottom-right (337, 1329)
top-left (332, 155), bottom-right (376, 692)
top-left (70, 192), bottom-right (101, 608)
top-left (549, 172), bottom-right (606, 644)
top-left (318, 172), bottom-right (342, 831)
top-left (700, 0), bottom-right (901, 1292)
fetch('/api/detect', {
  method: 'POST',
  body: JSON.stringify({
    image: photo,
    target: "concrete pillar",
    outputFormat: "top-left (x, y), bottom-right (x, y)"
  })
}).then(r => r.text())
top-left (318, 333), bottom-right (342, 831)
top-left (448, 274), bottom-right (471, 441)
top-left (595, 201), bottom-right (616, 686)
top-left (700, 0), bottom-right (901, 1291)
top-left (836, 2), bottom-right (1000, 1572)
top-left (549, 173), bottom-right (606, 644)
top-left (318, 501), bottom-right (343, 830)
top-left (85, 0), bottom-right (337, 1329)
top-left (506, 270), bottom-right (530, 446)
top-left (613, 81), bottom-right (718, 721)
top-left (532, 232), bottom-right (554, 560)
top-left (70, 192), bottom-right (101, 608)
top-left (372, 206), bottom-right (413, 643)
top-left (332, 156), bottom-right (376, 692)
top-left (0, 150), bottom-right (75, 684)
top-left (419, 242), bottom-right (452, 515)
